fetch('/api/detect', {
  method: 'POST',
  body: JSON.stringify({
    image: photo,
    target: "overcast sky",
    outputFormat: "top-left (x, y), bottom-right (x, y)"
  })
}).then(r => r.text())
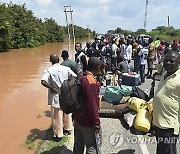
top-left (1, 0), bottom-right (180, 33)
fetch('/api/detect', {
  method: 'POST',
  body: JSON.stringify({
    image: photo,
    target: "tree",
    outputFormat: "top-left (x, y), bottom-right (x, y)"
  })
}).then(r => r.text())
top-left (0, 2), bottom-right (92, 52)
top-left (0, 3), bottom-right (13, 51)
top-left (134, 29), bottom-right (147, 35)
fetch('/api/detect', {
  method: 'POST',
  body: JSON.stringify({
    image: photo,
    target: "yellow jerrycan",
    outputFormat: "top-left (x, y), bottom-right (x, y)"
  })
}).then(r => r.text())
top-left (147, 102), bottom-right (153, 115)
top-left (134, 108), bottom-right (152, 132)
top-left (127, 97), bottom-right (146, 112)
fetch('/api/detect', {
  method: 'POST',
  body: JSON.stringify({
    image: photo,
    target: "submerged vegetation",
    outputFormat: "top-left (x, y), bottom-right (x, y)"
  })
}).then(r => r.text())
top-left (0, 2), bottom-right (94, 52)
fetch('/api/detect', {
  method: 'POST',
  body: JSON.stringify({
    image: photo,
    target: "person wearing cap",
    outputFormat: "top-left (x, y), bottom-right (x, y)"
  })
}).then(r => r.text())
top-left (61, 50), bottom-right (78, 74)
top-left (73, 57), bottom-right (102, 154)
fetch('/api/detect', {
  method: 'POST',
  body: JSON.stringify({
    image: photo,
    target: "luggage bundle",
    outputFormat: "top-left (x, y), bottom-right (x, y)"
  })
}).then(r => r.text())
top-left (102, 85), bottom-right (132, 105)
top-left (122, 73), bottom-right (140, 86)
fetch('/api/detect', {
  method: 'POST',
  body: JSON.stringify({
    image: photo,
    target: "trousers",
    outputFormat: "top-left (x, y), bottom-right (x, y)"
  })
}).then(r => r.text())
top-left (73, 121), bottom-right (100, 154)
top-left (155, 126), bottom-right (179, 154)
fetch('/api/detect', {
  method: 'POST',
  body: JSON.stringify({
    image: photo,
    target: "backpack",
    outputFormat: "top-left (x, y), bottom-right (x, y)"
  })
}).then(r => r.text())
top-left (59, 75), bottom-right (82, 114)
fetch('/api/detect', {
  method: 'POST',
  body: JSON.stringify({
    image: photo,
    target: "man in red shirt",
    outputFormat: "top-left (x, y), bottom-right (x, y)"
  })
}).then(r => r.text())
top-left (73, 57), bottom-right (102, 154)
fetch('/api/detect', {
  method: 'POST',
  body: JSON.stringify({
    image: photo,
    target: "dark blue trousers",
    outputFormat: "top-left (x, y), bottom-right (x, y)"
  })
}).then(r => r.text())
top-left (139, 64), bottom-right (145, 82)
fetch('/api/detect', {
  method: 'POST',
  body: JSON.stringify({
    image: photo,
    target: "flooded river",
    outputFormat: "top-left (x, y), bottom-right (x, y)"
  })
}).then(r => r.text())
top-left (0, 39), bottom-right (88, 154)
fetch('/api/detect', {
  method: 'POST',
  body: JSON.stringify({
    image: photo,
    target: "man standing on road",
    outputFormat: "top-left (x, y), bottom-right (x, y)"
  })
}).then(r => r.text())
top-left (122, 39), bottom-right (132, 72)
top-left (61, 50), bottom-right (78, 74)
top-left (146, 38), bottom-right (156, 78)
top-left (73, 57), bottom-right (102, 154)
top-left (75, 42), bottom-right (87, 75)
top-left (111, 39), bottom-right (119, 67)
top-left (41, 54), bottom-right (76, 140)
top-left (138, 42), bottom-right (149, 84)
top-left (153, 51), bottom-right (180, 154)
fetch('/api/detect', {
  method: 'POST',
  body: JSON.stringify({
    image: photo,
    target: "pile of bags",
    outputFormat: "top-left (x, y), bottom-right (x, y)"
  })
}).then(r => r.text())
top-left (102, 85), bottom-right (133, 105)
top-left (100, 81), bottom-right (153, 133)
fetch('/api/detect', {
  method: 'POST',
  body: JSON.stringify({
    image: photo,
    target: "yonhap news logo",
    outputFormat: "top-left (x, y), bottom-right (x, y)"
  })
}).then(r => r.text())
top-left (109, 132), bottom-right (124, 148)
top-left (109, 132), bottom-right (180, 148)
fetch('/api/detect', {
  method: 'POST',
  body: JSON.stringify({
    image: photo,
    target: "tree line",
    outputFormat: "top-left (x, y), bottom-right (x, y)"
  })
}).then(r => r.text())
top-left (0, 2), bottom-right (94, 52)
top-left (108, 26), bottom-right (180, 42)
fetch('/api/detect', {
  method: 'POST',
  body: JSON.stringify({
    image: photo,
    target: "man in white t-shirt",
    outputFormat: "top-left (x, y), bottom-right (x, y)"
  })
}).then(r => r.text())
top-left (111, 39), bottom-right (119, 67)
top-left (138, 43), bottom-right (149, 83)
top-left (41, 54), bottom-right (77, 140)
top-left (122, 40), bottom-right (132, 72)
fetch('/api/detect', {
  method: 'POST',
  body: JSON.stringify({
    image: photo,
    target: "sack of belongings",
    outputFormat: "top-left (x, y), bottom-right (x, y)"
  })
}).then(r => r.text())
top-left (103, 85), bottom-right (132, 104)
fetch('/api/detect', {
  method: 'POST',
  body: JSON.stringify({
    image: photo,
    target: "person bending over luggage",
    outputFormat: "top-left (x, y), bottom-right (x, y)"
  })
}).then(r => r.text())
top-left (73, 57), bottom-right (102, 154)
top-left (115, 55), bottom-right (128, 76)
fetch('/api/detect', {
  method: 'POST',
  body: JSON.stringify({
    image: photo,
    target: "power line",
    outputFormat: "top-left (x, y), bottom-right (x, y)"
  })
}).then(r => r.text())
top-left (29, 0), bottom-right (64, 10)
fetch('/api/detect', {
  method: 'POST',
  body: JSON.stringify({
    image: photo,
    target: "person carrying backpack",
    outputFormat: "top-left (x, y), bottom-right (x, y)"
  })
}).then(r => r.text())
top-left (73, 57), bottom-right (102, 154)
top-left (41, 54), bottom-right (77, 140)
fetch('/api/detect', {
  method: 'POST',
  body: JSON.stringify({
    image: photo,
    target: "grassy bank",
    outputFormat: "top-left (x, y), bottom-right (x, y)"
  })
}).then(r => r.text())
top-left (26, 126), bottom-right (72, 154)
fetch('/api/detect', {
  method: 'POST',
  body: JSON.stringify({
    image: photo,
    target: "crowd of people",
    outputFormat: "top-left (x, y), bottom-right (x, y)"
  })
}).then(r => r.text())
top-left (40, 34), bottom-right (180, 154)
top-left (82, 35), bottom-right (180, 84)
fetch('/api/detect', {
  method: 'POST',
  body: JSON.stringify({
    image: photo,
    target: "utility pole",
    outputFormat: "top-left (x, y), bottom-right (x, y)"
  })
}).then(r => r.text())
top-left (87, 25), bottom-right (90, 42)
top-left (64, 5), bottom-right (75, 55)
top-left (167, 16), bottom-right (170, 27)
top-left (69, 6), bottom-right (75, 49)
top-left (64, 6), bottom-right (71, 52)
top-left (144, 0), bottom-right (149, 30)
top-left (167, 16), bottom-right (171, 41)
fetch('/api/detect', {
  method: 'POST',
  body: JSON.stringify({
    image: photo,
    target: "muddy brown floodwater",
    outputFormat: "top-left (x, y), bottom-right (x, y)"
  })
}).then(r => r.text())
top-left (0, 39), bottom-right (88, 154)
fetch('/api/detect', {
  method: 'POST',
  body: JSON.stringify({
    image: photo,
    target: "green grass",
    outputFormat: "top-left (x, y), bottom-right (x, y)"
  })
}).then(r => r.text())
top-left (25, 126), bottom-right (71, 153)
top-left (35, 126), bottom-right (70, 154)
